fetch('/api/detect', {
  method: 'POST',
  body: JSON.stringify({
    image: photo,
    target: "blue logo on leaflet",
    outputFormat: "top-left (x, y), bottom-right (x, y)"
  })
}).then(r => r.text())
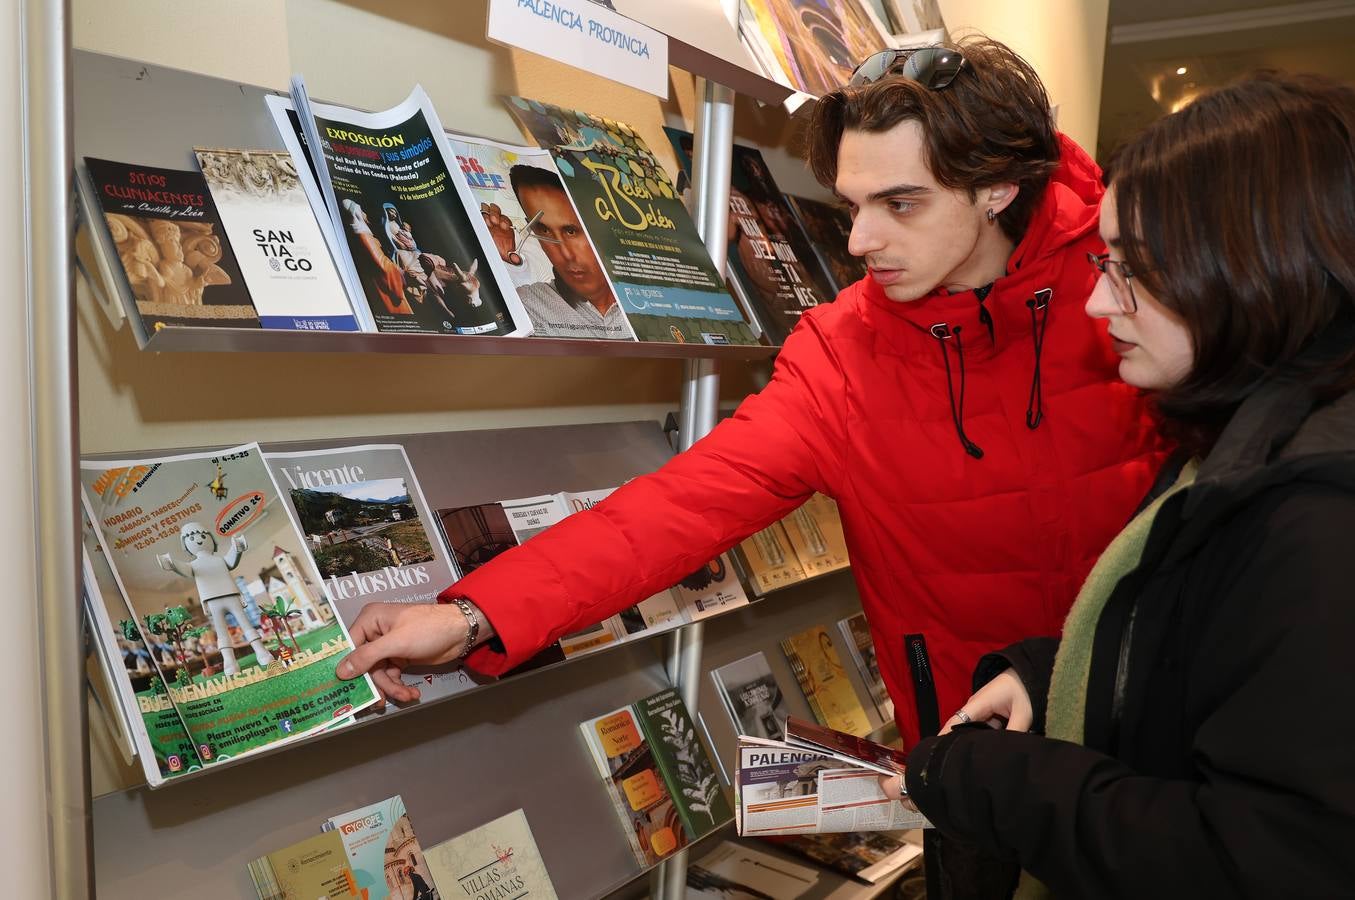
top-left (279, 718), bottom-right (294, 734)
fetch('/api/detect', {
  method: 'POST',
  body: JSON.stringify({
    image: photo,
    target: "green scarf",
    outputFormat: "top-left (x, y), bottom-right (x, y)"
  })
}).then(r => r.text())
top-left (1014, 459), bottom-right (1198, 900)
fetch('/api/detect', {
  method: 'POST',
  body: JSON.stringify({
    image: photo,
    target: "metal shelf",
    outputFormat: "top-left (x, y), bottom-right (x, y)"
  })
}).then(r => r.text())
top-left (136, 323), bottom-right (778, 359)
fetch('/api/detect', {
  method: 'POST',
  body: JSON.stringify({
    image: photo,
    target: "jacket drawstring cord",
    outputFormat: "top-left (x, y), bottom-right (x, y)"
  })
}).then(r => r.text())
top-left (1026, 288), bottom-right (1053, 429)
top-left (931, 323), bottom-right (985, 459)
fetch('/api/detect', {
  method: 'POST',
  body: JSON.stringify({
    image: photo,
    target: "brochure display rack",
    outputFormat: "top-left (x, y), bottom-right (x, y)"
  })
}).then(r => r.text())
top-left (30, 2), bottom-right (909, 898)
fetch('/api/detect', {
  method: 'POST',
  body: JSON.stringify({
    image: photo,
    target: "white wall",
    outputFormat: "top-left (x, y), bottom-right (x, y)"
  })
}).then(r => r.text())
top-left (4, 0), bottom-right (56, 895)
top-left (939, 0), bottom-right (1111, 153)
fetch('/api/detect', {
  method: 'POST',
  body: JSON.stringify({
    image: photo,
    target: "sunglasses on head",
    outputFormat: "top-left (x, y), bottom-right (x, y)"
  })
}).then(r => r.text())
top-left (848, 47), bottom-right (966, 89)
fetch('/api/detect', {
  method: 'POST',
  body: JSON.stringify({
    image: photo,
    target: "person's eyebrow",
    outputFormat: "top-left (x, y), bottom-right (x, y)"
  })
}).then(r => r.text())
top-left (868, 183), bottom-right (931, 202)
top-left (832, 183), bottom-right (931, 204)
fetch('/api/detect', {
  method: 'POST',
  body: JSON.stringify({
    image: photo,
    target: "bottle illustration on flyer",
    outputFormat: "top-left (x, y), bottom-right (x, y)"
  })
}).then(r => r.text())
top-left (83, 157), bottom-right (261, 338)
top-left (265, 443), bottom-right (481, 705)
top-left (79, 442), bottom-right (379, 773)
top-left (193, 147), bottom-right (360, 332)
top-left (504, 95), bottom-right (759, 345)
top-left (446, 133), bottom-right (637, 341)
top-left (266, 82), bottom-right (532, 337)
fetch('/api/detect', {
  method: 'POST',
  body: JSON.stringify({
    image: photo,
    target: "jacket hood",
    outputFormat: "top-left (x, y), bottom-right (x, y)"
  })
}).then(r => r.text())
top-left (1169, 326), bottom-right (1355, 562)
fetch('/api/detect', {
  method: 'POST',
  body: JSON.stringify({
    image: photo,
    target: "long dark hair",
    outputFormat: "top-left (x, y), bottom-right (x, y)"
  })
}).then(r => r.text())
top-left (1107, 72), bottom-right (1355, 453)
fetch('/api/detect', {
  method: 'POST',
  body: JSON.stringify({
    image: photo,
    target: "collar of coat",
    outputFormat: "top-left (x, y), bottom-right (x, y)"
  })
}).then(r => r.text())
top-left (1167, 320), bottom-right (1355, 566)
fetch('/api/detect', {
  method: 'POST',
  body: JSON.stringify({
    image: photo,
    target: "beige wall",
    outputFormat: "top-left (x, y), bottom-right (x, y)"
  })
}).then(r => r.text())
top-left (939, 0), bottom-right (1111, 153)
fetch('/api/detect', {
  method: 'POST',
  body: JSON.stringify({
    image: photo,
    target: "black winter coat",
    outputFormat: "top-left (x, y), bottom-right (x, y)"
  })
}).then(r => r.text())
top-left (904, 370), bottom-right (1355, 899)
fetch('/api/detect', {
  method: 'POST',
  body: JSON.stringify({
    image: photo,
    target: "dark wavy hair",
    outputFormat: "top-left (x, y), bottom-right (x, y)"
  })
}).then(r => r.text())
top-left (1106, 71), bottom-right (1355, 452)
top-left (806, 37), bottom-right (1060, 245)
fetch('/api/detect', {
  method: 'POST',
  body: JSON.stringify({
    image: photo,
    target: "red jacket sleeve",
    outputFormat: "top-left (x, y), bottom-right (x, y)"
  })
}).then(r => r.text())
top-left (443, 313), bottom-right (846, 675)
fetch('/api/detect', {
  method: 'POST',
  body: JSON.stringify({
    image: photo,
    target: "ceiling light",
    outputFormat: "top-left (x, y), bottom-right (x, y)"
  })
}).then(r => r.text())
top-left (1176, 66), bottom-right (1188, 75)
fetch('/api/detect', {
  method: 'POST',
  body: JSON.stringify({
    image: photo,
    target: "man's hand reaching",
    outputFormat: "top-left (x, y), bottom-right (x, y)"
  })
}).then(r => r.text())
top-left (336, 602), bottom-right (484, 705)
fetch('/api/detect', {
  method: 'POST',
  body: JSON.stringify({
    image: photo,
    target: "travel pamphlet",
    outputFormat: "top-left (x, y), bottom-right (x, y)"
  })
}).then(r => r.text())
top-left (324, 795), bottom-right (442, 899)
top-left (266, 443), bottom-right (480, 704)
top-left (667, 128), bottom-right (836, 345)
top-left (735, 717), bottom-right (929, 836)
top-left (425, 809), bottom-right (559, 900)
top-left (193, 147), bottom-right (359, 331)
top-left (711, 651), bottom-right (791, 742)
top-left (780, 625), bottom-right (871, 736)
top-left (82, 157), bottom-right (261, 339)
top-left (266, 81), bottom-right (531, 337)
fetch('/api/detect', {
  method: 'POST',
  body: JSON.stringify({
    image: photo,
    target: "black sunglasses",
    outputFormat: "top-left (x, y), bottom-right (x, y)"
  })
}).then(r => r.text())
top-left (848, 47), bottom-right (966, 89)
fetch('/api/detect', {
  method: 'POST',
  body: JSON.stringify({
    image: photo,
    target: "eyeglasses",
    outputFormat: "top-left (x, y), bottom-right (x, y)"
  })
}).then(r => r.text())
top-left (1087, 252), bottom-right (1139, 315)
top-left (849, 47), bottom-right (967, 89)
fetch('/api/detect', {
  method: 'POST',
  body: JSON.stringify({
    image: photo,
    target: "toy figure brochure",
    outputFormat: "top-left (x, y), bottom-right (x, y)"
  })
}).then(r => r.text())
top-left (265, 443), bottom-right (480, 706)
top-left (504, 96), bottom-right (759, 345)
top-left (445, 132), bottom-right (637, 341)
top-left (82, 537), bottom-right (194, 787)
top-left (266, 80), bottom-right (531, 337)
top-left (79, 442), bottom-right (379, 775)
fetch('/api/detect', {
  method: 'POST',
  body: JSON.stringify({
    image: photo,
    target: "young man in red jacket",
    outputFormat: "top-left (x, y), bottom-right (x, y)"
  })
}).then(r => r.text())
top-left (337, 40), bottom-right (1164, 751)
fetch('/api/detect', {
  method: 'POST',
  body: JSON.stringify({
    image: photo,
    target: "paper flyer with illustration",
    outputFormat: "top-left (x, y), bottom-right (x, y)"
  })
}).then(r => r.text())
top-left (79, 442), bottom-right (378, 770)
top-left (667, 129), bottom-right (835, 344)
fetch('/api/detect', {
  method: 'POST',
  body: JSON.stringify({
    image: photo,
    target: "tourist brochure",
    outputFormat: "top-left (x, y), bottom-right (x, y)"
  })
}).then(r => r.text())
top-left (79, 441), bottom-right (379, 777)
top-left (445, 132), bottom-right (636, 341)
top-left (734, 717), bottom-right (929, 836)
top-left (266, 443), bottom-right (481, 706)
top-left (267, 80), bottom-right (531, 337)
top-left (324, 795), bottom-right (442, 899)
top-left (193, 146), bottom-right (360, 331)
top-left (248, 830), bottom-right (358, 900)
top-left (82, 157), bottom-right (261, 339)
top-left (425, 809), bottom-right (559, 900)
top-left (504, 95), bottom-right (758, 345)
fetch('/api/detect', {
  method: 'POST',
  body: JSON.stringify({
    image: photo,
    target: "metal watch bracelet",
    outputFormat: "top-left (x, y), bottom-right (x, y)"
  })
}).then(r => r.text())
top-left (442, 596), bottom-right (479, 662)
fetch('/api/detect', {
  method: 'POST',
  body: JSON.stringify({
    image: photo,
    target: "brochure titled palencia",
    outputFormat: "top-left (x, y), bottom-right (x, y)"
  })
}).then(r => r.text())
top-left (735, 716), bottom-right (930, 837)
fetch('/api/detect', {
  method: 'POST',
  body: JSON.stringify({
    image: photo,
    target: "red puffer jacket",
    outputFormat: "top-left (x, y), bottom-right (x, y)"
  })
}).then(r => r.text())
top-left (448, 135), bottom-right (1167, 748)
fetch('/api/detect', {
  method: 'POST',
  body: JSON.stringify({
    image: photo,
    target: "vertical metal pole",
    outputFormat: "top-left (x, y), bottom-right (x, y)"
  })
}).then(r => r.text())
top-left (661, 70), bottom-right (737, 900)
top-left (25, 0), bottom-right (90, 896)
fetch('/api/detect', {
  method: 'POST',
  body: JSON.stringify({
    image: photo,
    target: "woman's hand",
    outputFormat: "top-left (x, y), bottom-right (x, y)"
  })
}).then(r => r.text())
top-left (942, 669), bottom-right (1033, 735)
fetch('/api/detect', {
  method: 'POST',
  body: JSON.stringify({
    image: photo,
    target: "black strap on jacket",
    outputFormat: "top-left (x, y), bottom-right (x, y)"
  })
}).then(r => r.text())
top-left (931, 324), bottom-right (986, 459)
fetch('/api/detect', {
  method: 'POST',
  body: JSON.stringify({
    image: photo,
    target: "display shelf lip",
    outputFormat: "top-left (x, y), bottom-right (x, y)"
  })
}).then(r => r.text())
top-left (95, 614), bottom-right (704, 797)
top-left (137, 324), bottom-right (781, 360)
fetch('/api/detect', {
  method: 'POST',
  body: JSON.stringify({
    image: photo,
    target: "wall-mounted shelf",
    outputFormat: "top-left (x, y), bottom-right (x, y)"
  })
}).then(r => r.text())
top-left (131, 323), bottom-right (779, 359)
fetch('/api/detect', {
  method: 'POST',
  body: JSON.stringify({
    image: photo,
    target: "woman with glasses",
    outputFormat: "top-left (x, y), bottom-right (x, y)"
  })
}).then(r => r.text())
top-left (896, 71), bottom-right (1355, 898)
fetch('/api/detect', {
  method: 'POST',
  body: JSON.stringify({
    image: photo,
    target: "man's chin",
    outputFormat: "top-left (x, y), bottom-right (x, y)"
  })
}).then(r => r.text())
top-left (880, 281), bottom-right (928, 303)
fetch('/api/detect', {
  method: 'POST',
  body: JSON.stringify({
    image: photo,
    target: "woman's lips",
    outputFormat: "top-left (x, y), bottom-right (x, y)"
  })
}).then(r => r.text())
top-left (1110, 335), bottom-right (1137, 355)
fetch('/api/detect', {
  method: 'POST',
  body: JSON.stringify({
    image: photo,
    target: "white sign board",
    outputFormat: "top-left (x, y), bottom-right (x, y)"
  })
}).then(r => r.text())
top-left (488, 0), bottom-right (670, 99)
